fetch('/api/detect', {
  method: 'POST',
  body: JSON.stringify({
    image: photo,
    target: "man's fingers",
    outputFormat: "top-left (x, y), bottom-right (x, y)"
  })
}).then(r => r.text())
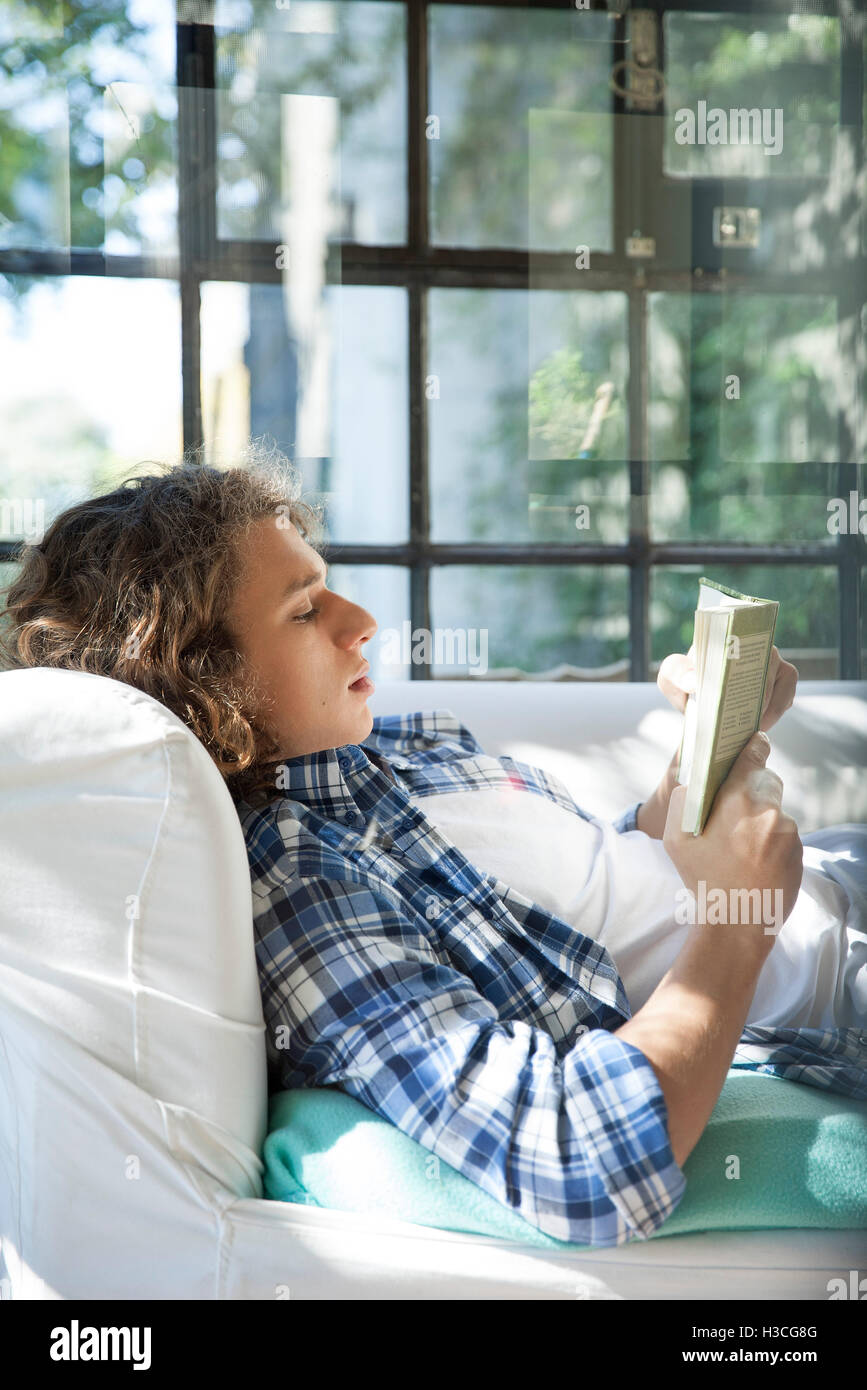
top-left (722, 731), bottom-right (772, 788)
top-left (657, 652), bottom-right (696, 712)
top-left (759, 657), bottom-right (798, 732)
top-left (660, 643), bottom-right (797, 739)
top-left (660, 645), bottom-right (797, 731)
top-left (711, 733), bottom-right (786, 815)
top-left (761, 647), bottom-right (781, 711)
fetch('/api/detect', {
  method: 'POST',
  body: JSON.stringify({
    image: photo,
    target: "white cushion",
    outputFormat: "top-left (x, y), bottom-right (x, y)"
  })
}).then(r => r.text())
top-left (368, 679), bottom-right (867, 833)
top-left (0, 667), bottom-right (267, 1297)
top-left (0, 667), bottom-right (266, 1138)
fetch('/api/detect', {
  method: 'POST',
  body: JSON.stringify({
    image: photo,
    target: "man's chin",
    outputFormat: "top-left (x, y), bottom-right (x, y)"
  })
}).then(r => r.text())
top-left (338, 701), bottom-right (375, 747)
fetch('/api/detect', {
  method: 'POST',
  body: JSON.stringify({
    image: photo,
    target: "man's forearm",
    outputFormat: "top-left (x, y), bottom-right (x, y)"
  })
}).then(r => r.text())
top-left (613, 926), bottom-right (769, 1168)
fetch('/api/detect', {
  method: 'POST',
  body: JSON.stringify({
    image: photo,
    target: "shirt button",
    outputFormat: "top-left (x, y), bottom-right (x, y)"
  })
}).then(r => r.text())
top-left (339, 756), bottom-right (351, 771)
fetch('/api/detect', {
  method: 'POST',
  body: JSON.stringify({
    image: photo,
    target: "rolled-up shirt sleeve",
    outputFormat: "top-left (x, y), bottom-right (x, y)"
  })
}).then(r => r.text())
top-left (257, 874), bottom-right (687, 1248)
top-left (612, 801), bottom-right (642, 834)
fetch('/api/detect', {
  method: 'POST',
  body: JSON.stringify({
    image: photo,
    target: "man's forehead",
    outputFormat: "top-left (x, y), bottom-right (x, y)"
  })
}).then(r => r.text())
top-left (233, 516), bottom-right (303, 593)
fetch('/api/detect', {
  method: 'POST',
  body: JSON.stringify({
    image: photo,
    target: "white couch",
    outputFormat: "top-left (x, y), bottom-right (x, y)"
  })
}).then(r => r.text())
top-left (0, 666), bottom-right (864, 1301)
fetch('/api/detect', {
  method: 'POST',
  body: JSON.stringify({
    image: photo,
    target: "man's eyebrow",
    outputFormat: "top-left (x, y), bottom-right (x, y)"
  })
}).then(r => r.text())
top-left (279, 559), bottom-right (328, 600)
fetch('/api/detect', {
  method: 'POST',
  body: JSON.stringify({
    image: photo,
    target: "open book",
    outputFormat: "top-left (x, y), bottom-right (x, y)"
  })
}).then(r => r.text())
top-left (677, 578), bottom-right (779, 835)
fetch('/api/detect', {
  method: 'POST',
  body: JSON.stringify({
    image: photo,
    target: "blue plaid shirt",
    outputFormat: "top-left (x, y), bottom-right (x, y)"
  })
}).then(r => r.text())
top-left (236, 709), bottom-right (867, 1247)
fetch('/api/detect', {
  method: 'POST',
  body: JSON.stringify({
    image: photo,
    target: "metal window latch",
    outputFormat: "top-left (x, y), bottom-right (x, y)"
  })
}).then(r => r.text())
top-left (626, 234), bottom-right (656, 258)
top-left (713, 207), bottom-right (761, 249)
top-left (609, 11), bottom-right (664, 111)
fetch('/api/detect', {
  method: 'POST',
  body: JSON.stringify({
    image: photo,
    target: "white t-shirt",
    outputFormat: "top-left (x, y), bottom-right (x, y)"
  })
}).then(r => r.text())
top-left (413, 785), bottom-right (867, 1034)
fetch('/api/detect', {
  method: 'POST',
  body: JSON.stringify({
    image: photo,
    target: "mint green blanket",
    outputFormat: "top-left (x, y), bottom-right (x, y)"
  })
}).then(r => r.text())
top-left (262, 1071), bottom-right (867, 1247)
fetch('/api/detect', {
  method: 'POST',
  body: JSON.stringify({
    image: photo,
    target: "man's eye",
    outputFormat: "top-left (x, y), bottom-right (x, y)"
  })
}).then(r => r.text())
top-left (293, 607), bottom-right (320, 623)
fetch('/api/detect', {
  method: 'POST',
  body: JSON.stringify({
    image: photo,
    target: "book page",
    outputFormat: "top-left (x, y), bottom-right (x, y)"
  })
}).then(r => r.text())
top-left (713, 630), bottom-right (773, 762)
top-left (678, 693), bottom-right (698, 784)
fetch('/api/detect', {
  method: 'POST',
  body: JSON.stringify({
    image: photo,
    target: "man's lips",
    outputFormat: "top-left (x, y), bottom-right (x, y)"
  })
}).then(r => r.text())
top-left (348, 665), bottom-right (373, 693)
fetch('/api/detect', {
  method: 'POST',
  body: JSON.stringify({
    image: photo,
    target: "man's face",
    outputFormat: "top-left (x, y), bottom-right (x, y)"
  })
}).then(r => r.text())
top-left (225, 515), bottom-right (377, 759)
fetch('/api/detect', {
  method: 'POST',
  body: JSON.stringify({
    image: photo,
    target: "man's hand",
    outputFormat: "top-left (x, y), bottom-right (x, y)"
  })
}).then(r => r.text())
top-left (635, 643), bottom-right (800, 839)
top-left (662, 731), bottom-right (803, 950)
top-left (657, 644), bottom-right (798, 732)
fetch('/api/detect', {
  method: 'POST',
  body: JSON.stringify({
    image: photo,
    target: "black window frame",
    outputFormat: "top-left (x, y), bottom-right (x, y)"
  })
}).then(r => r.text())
top-left (0, 0), bottom-right (863, 679)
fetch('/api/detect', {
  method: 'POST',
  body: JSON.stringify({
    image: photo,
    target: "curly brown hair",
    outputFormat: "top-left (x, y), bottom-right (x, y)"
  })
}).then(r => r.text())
top-left (0, 437), bottom-right (326, 808)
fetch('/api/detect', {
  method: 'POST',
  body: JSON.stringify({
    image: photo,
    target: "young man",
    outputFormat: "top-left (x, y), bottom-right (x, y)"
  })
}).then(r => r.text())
top-left (3, 455), bottom-right (864, 1246)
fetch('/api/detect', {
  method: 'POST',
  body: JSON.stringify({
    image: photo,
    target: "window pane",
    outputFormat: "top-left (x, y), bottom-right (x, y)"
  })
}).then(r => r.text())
top-left (652, 566), bottom-right (839, 679)
top-left (201, 281), bottom-right (408, 544)
top-left (429, 4), bottom-right (614, 251)
top-left (328, 564), bottom-right (409, 684)
top-left (215, 0), bottom-right (406, 245)
top-left (862, 565), bottom-right (867, 674)
top-left (664, 12), bottom-right (840, 180)
top-left (0, 0), bottom-right (177, 255)
top-left (864, 30), bottom-right (867, 260)
top-left (528, 292), bottom-right (628, 543)
top-left (649, 293), bottom-right (841, 543)
top-left (431, 566), bottom-right (630, 677)
top-left (429, 288), bottom-right (628, 543)
top-left (0, 274), bottom-right (182, 535)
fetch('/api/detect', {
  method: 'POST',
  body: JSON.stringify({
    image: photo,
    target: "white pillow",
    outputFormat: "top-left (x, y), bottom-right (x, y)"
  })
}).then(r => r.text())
top-left (0, 666), bottom-right (266, 1140)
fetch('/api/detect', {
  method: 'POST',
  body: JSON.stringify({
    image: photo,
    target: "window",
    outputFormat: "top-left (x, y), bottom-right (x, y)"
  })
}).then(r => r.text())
top-left (1, 1), bottom-right (863, 680)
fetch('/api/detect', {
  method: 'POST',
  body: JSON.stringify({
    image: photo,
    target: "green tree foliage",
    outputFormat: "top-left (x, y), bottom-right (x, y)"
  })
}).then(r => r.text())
top-left (0, 0), bottom-right (175, 302)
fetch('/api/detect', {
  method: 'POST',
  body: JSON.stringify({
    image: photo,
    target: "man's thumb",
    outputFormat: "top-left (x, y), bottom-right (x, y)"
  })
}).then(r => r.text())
top-left (700, 731), bottom-right (771, 814)
top-left (662, 782), bottom-right (688, 841)
top-left (737, 730), bottom-right (771, 769)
